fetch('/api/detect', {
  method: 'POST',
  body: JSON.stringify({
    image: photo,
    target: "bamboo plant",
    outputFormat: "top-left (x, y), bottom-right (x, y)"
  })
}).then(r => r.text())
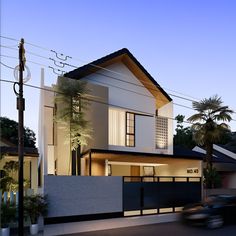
top-left (54, 76), bottom-right (92, 174)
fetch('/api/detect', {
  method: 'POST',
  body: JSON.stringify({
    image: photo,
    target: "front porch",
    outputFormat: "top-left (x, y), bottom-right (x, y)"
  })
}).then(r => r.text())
top-left (81, 149), bottom-right (203, 179)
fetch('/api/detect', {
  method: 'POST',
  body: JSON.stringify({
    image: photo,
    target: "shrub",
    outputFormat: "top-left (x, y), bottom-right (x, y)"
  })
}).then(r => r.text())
top-left (24, 194), bottom-right (48, 224)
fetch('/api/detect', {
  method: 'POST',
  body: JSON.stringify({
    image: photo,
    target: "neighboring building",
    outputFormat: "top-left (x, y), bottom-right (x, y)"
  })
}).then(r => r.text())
top-left (0, 138), bottom-right (39, 191)
top-left (39, 48), bottom-right (202, 180)
top-left (193, 144), bottom-right (236, 188)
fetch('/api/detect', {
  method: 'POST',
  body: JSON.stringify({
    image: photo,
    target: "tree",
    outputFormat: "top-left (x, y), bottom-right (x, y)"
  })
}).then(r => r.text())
top-left (187, 95), bottom-right (233, 170)
top-left (174, 114), bottom-right (196, 149)
top-left (0, 117), bottom-right (36, 148)
top-left (3, 161), bottom-right (19, 178)
top-left (0, 161), bottom-right (29, 191)
top-left (224, 132), bottom-right (236, 152)
top-left (54, 76), bottom-right (92, 175)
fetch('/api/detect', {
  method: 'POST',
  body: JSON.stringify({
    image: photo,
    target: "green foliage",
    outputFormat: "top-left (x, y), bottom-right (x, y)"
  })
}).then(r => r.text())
top-left (0, 176), bottom-right (17, 192)
top-left (188, 95), bottom-right (233, 168)
top-left (54, 76), bottom-right (92, 150)
top-left (1, 203), bottom-right (16, 228)
top-left (0, 116), bottom-right (36, 148)
top-left (203, 167), bottom-right (221, 189)
top-left (0, 161), bottom-right (30, 192)
top-left (224, 132), bottom-right (236, 152)
top-left (0, 161), bottom-right (19, 192)
top-left (215, 130), bottom-right (233, 145)
top-left (24, 194), bottom-right (48, 224)
top-left (3, 161), bottom-right (19, 176)
top-left (174, 114), bottom-right (196, 149)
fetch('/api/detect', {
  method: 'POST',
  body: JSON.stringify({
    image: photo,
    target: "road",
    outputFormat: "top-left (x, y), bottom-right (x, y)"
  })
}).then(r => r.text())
top-left (63, 222), bottom-right (236, 236)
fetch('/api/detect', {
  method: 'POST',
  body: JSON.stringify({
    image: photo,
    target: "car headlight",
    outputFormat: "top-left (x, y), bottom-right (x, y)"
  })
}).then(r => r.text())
top-left (187, 213), bottom-right (208, 220)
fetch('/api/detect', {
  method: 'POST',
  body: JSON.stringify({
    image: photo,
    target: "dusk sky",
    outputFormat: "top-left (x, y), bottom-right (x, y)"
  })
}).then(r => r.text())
top-left (1, 0), bottom-right (236, 143)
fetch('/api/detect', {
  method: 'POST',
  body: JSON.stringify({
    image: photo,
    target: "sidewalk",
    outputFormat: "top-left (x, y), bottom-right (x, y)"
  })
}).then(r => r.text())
top-left (44, 213), bottom-right (180, 236)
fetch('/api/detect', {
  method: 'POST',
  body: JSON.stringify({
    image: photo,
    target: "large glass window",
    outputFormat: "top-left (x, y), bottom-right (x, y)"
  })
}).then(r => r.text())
top-left (109, 109), bottom-right (135, 147)
top-left (126, 112), bottom-right (135, 147)
top-left (109, 108), bottom-right (125, 146)
top-left (156, 116), bottom-right (168, 149)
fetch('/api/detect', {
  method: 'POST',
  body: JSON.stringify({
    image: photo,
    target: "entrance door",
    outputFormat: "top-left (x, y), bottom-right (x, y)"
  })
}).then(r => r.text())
top-left (131, 166), bottom-right (140, 182)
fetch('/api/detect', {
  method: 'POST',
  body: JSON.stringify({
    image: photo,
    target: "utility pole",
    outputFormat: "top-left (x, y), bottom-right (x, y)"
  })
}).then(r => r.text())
top-left (18, 38), bottom-right (25, 236)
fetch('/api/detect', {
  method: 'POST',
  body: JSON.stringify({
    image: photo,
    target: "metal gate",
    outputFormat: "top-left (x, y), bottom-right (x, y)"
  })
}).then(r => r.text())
top-left (123, 176), bottom-right (202, 215)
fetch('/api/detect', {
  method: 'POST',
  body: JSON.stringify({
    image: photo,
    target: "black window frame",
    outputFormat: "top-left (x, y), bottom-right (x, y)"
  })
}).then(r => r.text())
top-left (125, 112), bottom-right (135, 147)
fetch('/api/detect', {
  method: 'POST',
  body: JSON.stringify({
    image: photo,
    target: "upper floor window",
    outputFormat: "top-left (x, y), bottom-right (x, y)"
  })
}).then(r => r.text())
top-left (109, 108), bottom-right (135, 147)
top-left (126, 112), bottom-right (135, 147)
top-left (109, 108), bottom-right (125, 146)
top-left (156, 116), bottom-right (168, 149)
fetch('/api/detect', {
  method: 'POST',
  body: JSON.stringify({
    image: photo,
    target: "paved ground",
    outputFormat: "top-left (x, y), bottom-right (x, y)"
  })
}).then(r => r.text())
top-left (9, 213), bottom-right (179, 235)
top-left (44, 213), bottom-right (179, 235)
top-left (63, 222), bottom-right (236, 236)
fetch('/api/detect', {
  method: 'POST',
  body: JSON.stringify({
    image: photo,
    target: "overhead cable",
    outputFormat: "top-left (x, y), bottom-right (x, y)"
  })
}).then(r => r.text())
top-left (1, 78), bottom-right (236, 123)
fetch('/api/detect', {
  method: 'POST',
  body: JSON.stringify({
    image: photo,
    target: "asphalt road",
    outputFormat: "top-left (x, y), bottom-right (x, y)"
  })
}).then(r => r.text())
top-left (63, 222), bottom-right (236, 236)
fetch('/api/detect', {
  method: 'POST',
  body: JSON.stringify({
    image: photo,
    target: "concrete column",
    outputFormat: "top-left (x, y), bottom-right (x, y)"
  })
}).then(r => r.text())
top-left (105, 159), bottom-right (109, 176)
top-left (31, 158), bottom-right (38, 192)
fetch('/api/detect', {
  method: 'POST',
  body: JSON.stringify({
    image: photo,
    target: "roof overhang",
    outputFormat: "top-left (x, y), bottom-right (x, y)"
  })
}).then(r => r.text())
top-left (0, 146), bottom-right (39, 158)
top-left (82, 149), bottom-right (203, 163)
top-left (64, 48), bottom-right (172, 109)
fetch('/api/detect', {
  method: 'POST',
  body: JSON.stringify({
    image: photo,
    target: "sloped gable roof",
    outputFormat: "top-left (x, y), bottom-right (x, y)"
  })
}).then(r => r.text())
top-left (193, 145), bottom-right (236, 164)
top-left (64, 48), bottom-right (172, 108)
top-left (0, 146), bottom-right (39, 157)
top-left (174, 146), bottom-right (205, 159)
top-left (0, 138), bottom-right (16, 147)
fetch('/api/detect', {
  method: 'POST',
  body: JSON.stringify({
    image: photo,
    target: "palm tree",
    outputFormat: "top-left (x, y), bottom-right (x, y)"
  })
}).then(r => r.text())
top-left (188, 95), bottom-right (233, 170)
top-left (54, 76), bottom-right (92, 175)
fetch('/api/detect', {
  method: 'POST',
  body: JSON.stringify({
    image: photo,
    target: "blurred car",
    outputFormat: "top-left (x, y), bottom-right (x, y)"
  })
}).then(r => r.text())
top-left (181, 195), bottom-right (236, 229)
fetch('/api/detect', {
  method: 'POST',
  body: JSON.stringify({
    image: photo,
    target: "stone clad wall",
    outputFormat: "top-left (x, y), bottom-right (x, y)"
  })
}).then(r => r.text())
top-left (44, 176), bottom-right (123, 217)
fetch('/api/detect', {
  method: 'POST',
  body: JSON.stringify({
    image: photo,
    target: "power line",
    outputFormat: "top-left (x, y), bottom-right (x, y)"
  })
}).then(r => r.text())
top-left (63, 58), bottom-right (200, 101)
top-left (1, 78), bottom-right (236, 124)
top-left (26, 50), bottom-right (49, 60)
top-left (64, 62), bottom-right (196, 103)
top-left (0, 49), bottom-right (192, 106)
top-left (1, 51), bottom-right (235, 114)
top-left (0, 35), bottom-right (52, 52)
top-left (0, 78), bottom-right (154, 117)
top-left (1, 38), bottom-right (235, 112)
top-left (0, 35), bottom-right (19, 42)
top-left (0, 54), bottom-right (66, 75)
top-left (0, 44), bottom-right (18, 51)
top-left (0, 40), bottom-right (210, 103)
top-left (0, 53), bottom-right (195, 105)
top-left (1, 53), bottom-right (235, 116)
top-left (0, 61), bottom-right (15, 70)
top-left (1, 38), bottom-right (235, 135)
top-left (25, 41), bottom-right (50, 52)
top-left (0, 54), bottom-right (18, 59)
top-left (0, 36), bottom-right (204, 101)
top-left (162, 87), bottom-right (200, 101)
top-left (7, 37), bottom-right (200, 100)
top-left (173, 103), bottom-right (193, 110)
top-left (0, 78), bottom-right (191, 124)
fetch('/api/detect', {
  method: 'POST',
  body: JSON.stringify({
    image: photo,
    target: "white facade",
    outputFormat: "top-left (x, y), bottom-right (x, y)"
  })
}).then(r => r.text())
top-left (39, 51), bottom-right (175, 176)
top-left (82, 62), bottom-right (173, 154)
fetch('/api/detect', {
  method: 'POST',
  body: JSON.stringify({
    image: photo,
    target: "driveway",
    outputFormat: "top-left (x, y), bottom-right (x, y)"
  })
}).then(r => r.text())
top-left (63, 222), bottom-right (236, 236)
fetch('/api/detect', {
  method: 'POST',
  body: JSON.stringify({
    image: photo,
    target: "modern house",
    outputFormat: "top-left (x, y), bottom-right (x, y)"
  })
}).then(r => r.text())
top-left (38, 48), bottom-right (206, 221)
top-left (39, 48), bottom-right (202, 180)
